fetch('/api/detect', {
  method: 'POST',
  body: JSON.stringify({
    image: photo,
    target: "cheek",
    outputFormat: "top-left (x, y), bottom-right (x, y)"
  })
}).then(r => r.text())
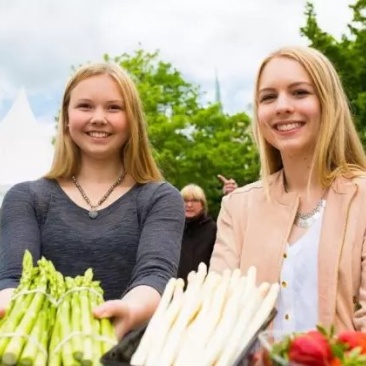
top-left (257, 106), bottom-right (272, 126)
top-left (196, 203), bottom-right (204, 213)
top-left (68, 110), bottom-right (86, 129)
top-left (299, 99), bottom-right (321, 120)
top-left (114, 114), bottom-right (129, 132)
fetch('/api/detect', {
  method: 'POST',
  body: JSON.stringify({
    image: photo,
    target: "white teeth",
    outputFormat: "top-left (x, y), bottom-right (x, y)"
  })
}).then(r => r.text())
top-left (88, 132), bottom-right (110, 138)
top-left (276, 122), bottom-right (302, 131)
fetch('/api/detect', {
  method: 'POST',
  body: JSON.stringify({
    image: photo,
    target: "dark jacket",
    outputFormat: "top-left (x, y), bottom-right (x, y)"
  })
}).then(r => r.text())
top-left (177, 213), bottom-right (217, 282)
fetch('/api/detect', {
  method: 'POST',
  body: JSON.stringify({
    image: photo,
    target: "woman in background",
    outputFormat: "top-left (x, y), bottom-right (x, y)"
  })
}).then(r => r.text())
top-left (178, 184), bottom-right (217, 282)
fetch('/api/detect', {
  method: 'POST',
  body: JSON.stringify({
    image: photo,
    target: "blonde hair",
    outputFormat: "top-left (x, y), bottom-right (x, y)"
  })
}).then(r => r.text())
top-left (252, 46), bottom-right (366, 189)
top-left (180, 184), bottom-right (208, 215)
top-left (45, 62), bottom-right (162, 182)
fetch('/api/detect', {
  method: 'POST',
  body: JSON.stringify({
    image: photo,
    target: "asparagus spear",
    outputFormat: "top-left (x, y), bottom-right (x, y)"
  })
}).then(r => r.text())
top-left (88, 289), bottom-right (102, 366)
top-left (48, 272), bottom-right (65, 354)
top-left (59, 277), bottom-right (78, 366)
top-left (91, 283), bottom-right (116, 356)
top-left (18, 301), bottom-right (48, 366)
top-left (47, 318), bottom-right (61, 366)
top-left (0, 276), bottom-right (39, 357)
top-left (2, 267), bottom-right (48, 365)
top-left (35, 305), bottom-right (52, 366)
top-left (80, 271), bottom-right (94, 366)
top-left (71, 276), bottom-right (83, 361)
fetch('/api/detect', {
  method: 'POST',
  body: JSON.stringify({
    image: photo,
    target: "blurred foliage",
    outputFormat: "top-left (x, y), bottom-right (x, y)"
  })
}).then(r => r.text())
top-left (301, 0), bottom-right (366, 144)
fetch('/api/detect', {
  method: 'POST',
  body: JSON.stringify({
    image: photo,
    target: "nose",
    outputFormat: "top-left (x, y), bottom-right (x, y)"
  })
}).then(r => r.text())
top-left (90, 107), bottom-right (107, 125)
top-left (275, 94), bottom-right (294, 115)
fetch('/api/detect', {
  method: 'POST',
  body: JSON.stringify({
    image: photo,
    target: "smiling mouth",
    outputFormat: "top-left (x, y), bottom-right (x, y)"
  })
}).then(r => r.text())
top-left (86, 131), bottom-right (111, 138)
top-left (274, 122), bottom-right (304, 131)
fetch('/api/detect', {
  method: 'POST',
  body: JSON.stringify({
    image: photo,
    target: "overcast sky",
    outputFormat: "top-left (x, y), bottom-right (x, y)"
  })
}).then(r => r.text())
top-left (0, 0), bottom-right (353, 124)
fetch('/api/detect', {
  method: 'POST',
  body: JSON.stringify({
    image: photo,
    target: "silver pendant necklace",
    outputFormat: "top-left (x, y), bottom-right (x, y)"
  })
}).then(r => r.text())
top-left (72, 171), bottom-right (126, 219)
top-left (294, 198), bottom-right (326, 228)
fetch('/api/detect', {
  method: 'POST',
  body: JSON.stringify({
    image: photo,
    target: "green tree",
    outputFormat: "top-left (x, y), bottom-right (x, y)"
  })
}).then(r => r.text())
top-left (104, 50), bottom-right (258, 217)
top-left (300, 1), bottom-right (366, 143)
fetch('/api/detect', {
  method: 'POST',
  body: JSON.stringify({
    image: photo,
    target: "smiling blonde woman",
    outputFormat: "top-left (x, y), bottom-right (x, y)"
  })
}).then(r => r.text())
top-left (0, 62), bottom-right (185, 340)
top-left (210, 46), bottom-right (366, 334)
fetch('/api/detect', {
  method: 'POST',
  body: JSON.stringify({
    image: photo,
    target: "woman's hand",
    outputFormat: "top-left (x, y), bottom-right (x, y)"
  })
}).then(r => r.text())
top-left (217, 174), bottom-right (238, 195)
top-left (93, 285), bottom-right (161, 340)
top-left (0, 288), bottom-right (15, 317)
top-left (93, 299), bottom-right (134, 340)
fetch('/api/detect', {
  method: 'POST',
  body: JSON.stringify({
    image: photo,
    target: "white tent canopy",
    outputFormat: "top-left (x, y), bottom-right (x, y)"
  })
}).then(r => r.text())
top-left (0, 88), bottom-right (54, 200)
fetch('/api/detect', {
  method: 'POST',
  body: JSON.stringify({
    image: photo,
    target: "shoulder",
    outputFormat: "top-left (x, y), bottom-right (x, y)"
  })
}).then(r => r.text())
top-left (4, 180), bottom-right (38, 199)
top-left (135, 181), bottom-right (185, 226)
top-left (353, 175), bottom-right (366, 187)
top-left (230, 180), bottom-right (264, 195)
top-left (332, 174), bottom-right (366, 194)
top-left (224, 170), bottom-right (283, 201)
top-left (8, 178), bottom-right (54, 192)
top-left (220, 171), bottom-right (284, 213)
top-left (136, 181), bottom-right (184, 210)
top-left (138, 181), bottom-right (182, 200)
top-left (223, 179), bottom-right (265, 206)
top-left (3, 178), bottom-right (56, 206)
top-left (205, 216), bottom-right (217, 230)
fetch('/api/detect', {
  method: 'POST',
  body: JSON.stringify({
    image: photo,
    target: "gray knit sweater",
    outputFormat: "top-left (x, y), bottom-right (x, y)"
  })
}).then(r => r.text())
top-left (0, 179), bottom-right (185, 300)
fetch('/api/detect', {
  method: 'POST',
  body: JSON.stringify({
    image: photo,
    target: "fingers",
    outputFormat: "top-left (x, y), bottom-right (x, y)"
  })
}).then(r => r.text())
top-left (93, 300), bottom-right (131, 340)
top-left (218, 174), bottom-right (237, 186)
top-left (217, 174), bottom-right (228, 184)
top-left (114, 318), bottom-right (129, 340)
top-left (93, 299), bottom-right (129, 319)
top-left (0, 288), bottom-right (14, 316)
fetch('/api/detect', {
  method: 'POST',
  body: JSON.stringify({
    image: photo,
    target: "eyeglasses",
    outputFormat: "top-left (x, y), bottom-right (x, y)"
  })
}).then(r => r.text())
top-left (184, 198), bottom-right (201, 203)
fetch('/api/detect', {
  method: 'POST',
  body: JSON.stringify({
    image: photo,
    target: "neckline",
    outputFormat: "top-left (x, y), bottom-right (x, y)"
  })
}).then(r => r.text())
top-left (52, 179), bottom-right (139, 215)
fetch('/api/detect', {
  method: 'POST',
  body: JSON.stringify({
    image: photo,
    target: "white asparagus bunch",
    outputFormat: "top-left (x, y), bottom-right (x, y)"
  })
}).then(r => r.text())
top-left (131, 264), bottom-right (280, 366)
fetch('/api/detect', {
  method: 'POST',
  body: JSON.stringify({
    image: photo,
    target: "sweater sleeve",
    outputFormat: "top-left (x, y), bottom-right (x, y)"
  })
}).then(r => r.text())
top-left (0, 182), bottom-right (42, 290)
top-left (126, 182), bottom-right (185, 295)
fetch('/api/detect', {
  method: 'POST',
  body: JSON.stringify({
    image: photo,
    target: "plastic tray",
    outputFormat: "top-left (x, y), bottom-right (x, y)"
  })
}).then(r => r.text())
top-left (101, 308), bottom-right (277, 366)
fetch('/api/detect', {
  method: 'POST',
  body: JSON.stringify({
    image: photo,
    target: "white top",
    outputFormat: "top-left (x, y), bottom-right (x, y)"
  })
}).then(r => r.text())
top-left (273, 205), bottom-right (326, 333)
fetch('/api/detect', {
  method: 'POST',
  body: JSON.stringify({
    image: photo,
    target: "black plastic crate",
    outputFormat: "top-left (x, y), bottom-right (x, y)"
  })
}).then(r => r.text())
top-left (101, 308), bottom-right (276, 366)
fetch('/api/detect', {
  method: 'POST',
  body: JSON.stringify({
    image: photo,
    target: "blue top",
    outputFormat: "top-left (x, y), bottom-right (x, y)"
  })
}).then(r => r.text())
top-left (0, 178), bottom-right (185, 300)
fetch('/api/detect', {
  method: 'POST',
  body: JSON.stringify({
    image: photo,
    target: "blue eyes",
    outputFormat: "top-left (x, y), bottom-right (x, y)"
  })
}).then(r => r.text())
top-left (76, 104), bottom-right (123, 110)
top-left (108, 105), bottom-right (123, 110)
top-left (293, 89), bottom-right (309, 96)
top-left (260, 95), bottom-right (275, 102)
top-left (259, 90), bottom-right (310, 103)
top-left (77, 103), bottom-right (91, 109)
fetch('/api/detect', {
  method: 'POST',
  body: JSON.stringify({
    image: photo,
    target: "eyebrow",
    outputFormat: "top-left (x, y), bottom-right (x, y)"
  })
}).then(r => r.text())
top-left (74, 98), bottom-right (124, 103)
top-left (258, 81), bottom-right (314, 94)
top-left (106, 99), bottom-right (124, 104)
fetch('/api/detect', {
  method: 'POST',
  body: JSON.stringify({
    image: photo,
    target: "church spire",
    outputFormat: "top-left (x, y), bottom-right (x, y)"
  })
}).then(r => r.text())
top-left (215, 68), bottom-right (222, 112)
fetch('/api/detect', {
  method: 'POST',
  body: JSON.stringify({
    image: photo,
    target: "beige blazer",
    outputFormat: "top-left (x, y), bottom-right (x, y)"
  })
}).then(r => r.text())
top-left (210, 171), bottom-right (366, 332)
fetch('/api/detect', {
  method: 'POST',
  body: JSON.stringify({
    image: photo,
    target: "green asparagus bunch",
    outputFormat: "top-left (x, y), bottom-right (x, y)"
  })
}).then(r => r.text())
top-left (49, 269), bottom-right (116, 366)
top-left (0, 251), bottom-right (117, 366)
top-left (0, 252), bottom-right (55, 366)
